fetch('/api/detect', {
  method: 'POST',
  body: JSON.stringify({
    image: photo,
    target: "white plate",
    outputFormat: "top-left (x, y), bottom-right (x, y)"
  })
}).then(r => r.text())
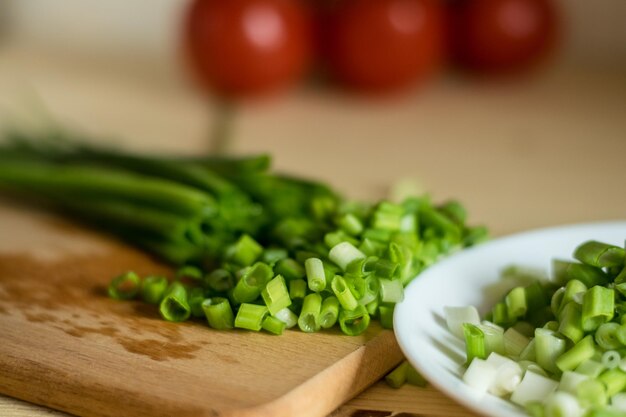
top-left (394, 221), bottom-right (626, 417)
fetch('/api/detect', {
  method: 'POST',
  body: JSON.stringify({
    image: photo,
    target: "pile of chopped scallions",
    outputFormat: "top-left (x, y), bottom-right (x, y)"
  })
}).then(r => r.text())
top-left (446, 240), bottom-right (626, 417)
top-left (0, 128), bottom-right (487, 337)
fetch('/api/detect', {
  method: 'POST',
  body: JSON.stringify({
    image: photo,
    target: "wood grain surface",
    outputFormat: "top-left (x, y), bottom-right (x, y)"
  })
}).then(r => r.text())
top-left (0, 202), bottom-right (403, 417)
top-left (0, 43), bottom-right (625, 417)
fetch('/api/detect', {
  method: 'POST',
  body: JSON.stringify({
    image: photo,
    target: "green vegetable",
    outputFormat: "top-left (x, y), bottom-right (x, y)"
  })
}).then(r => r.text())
top-left (452, 238), bottom-right (626, 417)
top-left (108, 271), bottom-right (141, 300)
top-left (0, 129), bottom-right (486, 336)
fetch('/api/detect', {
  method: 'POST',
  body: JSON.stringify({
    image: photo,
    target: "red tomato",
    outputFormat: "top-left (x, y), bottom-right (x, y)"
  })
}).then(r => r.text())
top-left (451, 0), bottom-right (559, 75)
top-left (323, 0), bottom-right (446, 93)
top-left (184, 0), bottom-right (313, 97)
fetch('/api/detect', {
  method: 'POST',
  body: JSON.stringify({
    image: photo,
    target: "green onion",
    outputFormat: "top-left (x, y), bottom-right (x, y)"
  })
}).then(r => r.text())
top-left (331, 275), bottom-right (358, 311)
top-left (274, 258), bottom-right (305, 281)
top-left (602, 351), bottom-right (621, 370)
top-left (385, 361), bottom-right (409, 388)
top-left (406, 363), bottom-right (428, 387)
top-left (338, 305), bottom-right (370, 336)
top-left (201, 297), bottom-right (234, 330)
top-left (339, 213), bottom-right (364, 236)
top-left (273, 307), bottom-right (298, 329)
top-left (554, 260), bottom-right (609, 287)
top-left (329, 242), bottom-right (366, 271)
top-left (510, 371), bottom-right (559, 407)
top-left (262, 316), bottom-right (286, 335)
top-left (226, 234), bottom-right (263, 266)
top-left (503, 327), bottom-right (530, 357)
top-left (159, 281), bottom-right (191, 322)
top-left (231, 262), bottom-right (273, 304)
top-left (188, 287), bottom-right (206, 318)
top-left (574, 241), bottom-right (625, 268)
top-left (575, 359), bottom-right (605, 378)
top-left (595, 323), bottom-right (623, 350)
top-left (505, 287), bottom-right (527, 319)
top-left (558, 302), bottom-right (584, 343)
top-left (379, 305), bottom-right (395, 329)
top-left (298, 293), bottom-right (322, 333)
top-left (556, 335), bottom-right (596, 372)
top-left (176, 265), bottom-right (203, 281)
top-left (234, 303), bottom-right (268, 331)
top-left (305, 258), bottom-right (326, 292)
top-left (108, 271), bottom-right (141, 300)
top-left (582, 286), bottom-right (615, 332)
top-left (261, 275), bottom-right (291, 315)
top-left (599, 368), bottom-right (626, 396)
top-left (203, 268), bottom-right (234, 293)
top-left (576, 379), bottom-right (608, 408)
top-left (139, 275), bottom-right (168, 304)
top-left (463, 324), bottom-right (486, 363)
top-left (319, 296), bottom-right (340, 329)
top-left (379, 279), bottom-right (404, 304)
top-left (535, 328), bottom-right (566, 374)
top-left (262, 248), bottom-right (288, 265)
top-left (289, 279), bottom-right (307, 304)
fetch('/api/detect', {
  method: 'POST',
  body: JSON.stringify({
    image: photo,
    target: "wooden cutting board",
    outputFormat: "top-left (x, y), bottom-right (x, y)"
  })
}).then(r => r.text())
top-left (0, 200), bottom-right (403, 417)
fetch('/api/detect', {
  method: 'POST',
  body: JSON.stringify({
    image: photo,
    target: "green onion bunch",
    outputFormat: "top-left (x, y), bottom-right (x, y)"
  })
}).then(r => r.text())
top-left (0, 128), bottom-right (486, 336)
top-left (452, 240), bottom-right (626, 417)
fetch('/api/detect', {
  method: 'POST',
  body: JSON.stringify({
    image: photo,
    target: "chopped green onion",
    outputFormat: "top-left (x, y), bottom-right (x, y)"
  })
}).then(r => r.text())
top-left (385, 361), bottom-right (409, 388)
top-left (558, 302), bottom-right (584, 343)
top-left (176, 265), bottom-right (203, 281)
top-left (262, 248), bottom-right (288, 265)
top-left (188, 287), bottom-right (206, 318)
top-left (357, 275), bottom-right (379, 306)
top-left (556, 335), bottom-right (596, 372)
top-left (379, 279), bottom-right (404, 303)
top-left (339, 213), bottom-right (364, 236)
top-left (231, 262), bottom-right (273, 304)
top-left (379, 305), bottom-right (394, 329)
top-left (602, 351), bottom-right (622, 370)
top-left (139, 275), bottom-right (168, 304)
top-left (554, 260), bottom-right (609, 287)
top-left (338, 305), bottom-right (370, 336)
top-left (203, 269), bottom-right (234, 292)
top-left (234, 303), bottom-right (268, 331)
top-left (596, 323), bottom-right (624, 350)
top-left (262, 316), bottom-right (286, 335)
top-left (486, 352), bottom-right (523, 395)
top-left (558, 371), bottom-right (589, 395)
top-left (305, 258), bottom-right (326, 292)
top-left (319, 296), bottom-right (340, 329)
top-left (108, 271), bottom-right (141, 300)
top-left (463, 358), bottom-right (498, 395)
top-left (289, 279), bottom-right (307, 303)
top-left (575, 359), bottom-right (605, 378)
top-left (202, 297), bottom-right (234, 330)
top-left (159, 281), bottom-right (191, 322)
top-left (535, 328), bottom-right (567, 374)
top-left (298, 293), bottom-right (322, 333)
top-left (329, 242), bottom-right (366, 271)
top-left (406, 363), bottom-right (428, 387)
top-left (519, 338), bottom-right (537, 362)
top-left (273, 307), bottom-right (298, 329)
top-left (372, 259), bottom-right (399, 279)
top-left (582, 286), bottom-right (615, 332)
top-left (574, 241), bottom-right (625, 268)
top-left (543, 392), bottom-right (583, 417)
top-left (599, 368), bottom-right (626, 396)
top-left (503, 327), bottom-right (531, 358)
top-left (226, 234), bottom-right (263, 266)
top-left (510, 371), bottom-right (559, 407)
top-left (464, 324), bottom-right (486, 363)
top-left (331, 275), bottom-right (358, 311)
top-left (444, 305), bottom-right (480, 339)
top-left (576, 379), bottom-right (608, 408)
top-left (274, 258), bottom-right (305, 281)
top-left (505, 287), bottom-right (527, 319)
top-left (261, 275), bottom-right (291, 315)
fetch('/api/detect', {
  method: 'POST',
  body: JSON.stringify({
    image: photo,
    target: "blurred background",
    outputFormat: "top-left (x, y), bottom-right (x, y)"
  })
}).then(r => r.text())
top-left (0, 0), bottom-right (625, 235)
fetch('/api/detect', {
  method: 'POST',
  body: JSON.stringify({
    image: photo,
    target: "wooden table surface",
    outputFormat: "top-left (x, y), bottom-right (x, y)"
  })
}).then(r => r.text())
top-left (0, 43), bottom-right (625, 417)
